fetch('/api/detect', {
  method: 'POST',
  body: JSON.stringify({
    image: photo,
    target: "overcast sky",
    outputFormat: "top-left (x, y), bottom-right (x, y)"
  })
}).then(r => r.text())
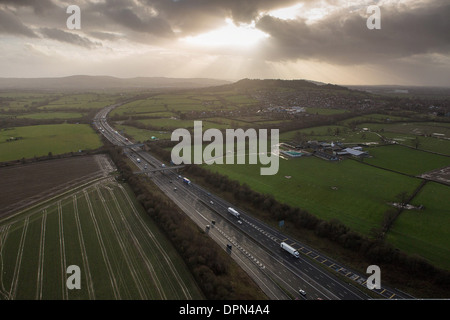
top-left (0, 0), bottom-right (449, 86)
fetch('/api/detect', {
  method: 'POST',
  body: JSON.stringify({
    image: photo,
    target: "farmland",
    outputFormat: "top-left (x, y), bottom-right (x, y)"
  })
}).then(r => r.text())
top-left (17, 112), bottom-right (84, 120)
top-left (205, 156), bottom-right (421, 236)
top-left (364, 145), bottom-right (450, 176)
top-left (0, 155), bottom-right (111, 217)
top-left (0, 178), bottom-right (203, 300)
top-left (387, 181), bottom-right (450, 270)
top-left (0, 124), bottom-right (102, 162)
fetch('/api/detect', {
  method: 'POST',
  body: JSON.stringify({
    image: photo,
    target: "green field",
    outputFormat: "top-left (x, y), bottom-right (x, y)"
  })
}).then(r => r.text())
top-left (115, 124), bottom-right (172, 141)
top-left (339, 114), bottom-right (413, 126)
top-left (280, 125), bottom-right (381, 144)
top-left (306, 107), bottom-right (348, 115)
top-left (365, 145), bottom-right (450, 176)
top-left (40, 94), bottom-right (117, 111)
top-left (350, 122), bottom-right (450, 155)
top-left (0, 93), bottom-right (56, 112)
top-left (205, 156), bottom-right (421, 236)
top-left (387, 182), bottom-right (450, 270)
top-left (0, 180), bottom-right (203, 300)
top-left (17, 112), bottom-right (85, 120)
top-left (0, 124), bottom-right (102, 162)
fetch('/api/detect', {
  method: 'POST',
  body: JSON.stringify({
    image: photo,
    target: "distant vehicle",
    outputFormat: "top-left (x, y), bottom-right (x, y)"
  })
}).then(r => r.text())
top-left (206, 225), bottom-right (210, 229)
top-left (125, 138), bottom-right (129, 142)
top-left (210, 200), bottom-right (214, 205)
top-left (227, 207), bottom-right (240, 219)
top-left (237, 220), bottom-right (242, 225)
top-left (280, 242), bottom-right (300, 258)
top-left (226, 244), bottom-right (232, 250)
top-left (299, 289), bottom-right (306, 296)
top-left (173, 187), bottom-right (177, 191)
top-left (183, 177), bottom-right (191, 185)
top-left (136, 158), bottom-right (141, 163)
top-left (211, 220), bottom-right (215, 225)
top-left (161, 164), bottom-right (166, 168)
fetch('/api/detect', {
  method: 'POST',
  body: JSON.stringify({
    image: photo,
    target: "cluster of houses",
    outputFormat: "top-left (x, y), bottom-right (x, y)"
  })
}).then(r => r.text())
top-left (281, 141), bottom-right (369, 161)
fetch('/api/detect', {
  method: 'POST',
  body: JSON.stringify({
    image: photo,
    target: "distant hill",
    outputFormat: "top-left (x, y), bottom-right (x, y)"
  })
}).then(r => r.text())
top-left (0, 75), bottom-right (231, 91)
top-left (213, 78), bottom-right (350, 92)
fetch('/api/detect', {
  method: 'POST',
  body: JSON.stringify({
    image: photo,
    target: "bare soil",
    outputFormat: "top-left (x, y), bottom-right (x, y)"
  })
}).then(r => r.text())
top-left (0, 154), bottom-right (115, 217)
top-left (419, 165), bottom-right (450, 185)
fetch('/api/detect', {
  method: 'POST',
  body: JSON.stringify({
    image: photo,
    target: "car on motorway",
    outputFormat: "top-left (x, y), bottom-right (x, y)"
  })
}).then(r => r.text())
top-left (210, 200), bottom-right (214, 205)
top-left (237, 220), bottom-right (243, 225)
top-left (173, 187), bottom-right (177, 191)
top-left (299, 289), bottom-right (306, 296)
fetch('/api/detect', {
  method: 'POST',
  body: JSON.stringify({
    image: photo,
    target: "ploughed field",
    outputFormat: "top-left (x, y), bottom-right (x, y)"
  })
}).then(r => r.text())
top-left (0, 155), bottom-right (110, 218)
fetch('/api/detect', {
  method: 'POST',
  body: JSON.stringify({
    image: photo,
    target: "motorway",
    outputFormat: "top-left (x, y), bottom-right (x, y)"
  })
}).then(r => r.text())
top-left (93, 104), bottom-right (412, 300)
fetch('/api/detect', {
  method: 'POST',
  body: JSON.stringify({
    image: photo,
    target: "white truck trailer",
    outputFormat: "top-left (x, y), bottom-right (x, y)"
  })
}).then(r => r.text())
top-left (280, 242), bottom-right (299, 258)
top-left (227, 207), bottom-right (240, 219)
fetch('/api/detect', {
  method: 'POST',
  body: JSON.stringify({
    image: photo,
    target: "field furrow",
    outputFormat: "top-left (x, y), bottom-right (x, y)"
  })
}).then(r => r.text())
top-left (9, 217), bottom-right (29, 299)
top-left (36, 210), bottom-right (47, 300)
top-left (58, 201), bottom-right (68, 300)
top-left (83, 189), bottom-right (121, 299)
top-left (95, 186), bottom-right (148, 299)
top-left (73, 194), bottom-right (95, 300)
top-left (117, 184), bottom-right (192, 299)
top-left (0, 225), bottom-right (11, 299)
top-left (105, 186), bottom-right (167, 299)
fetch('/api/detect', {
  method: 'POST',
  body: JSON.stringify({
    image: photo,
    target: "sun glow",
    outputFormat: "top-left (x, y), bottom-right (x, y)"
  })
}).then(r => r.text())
top-left (268, 3), bottom-right (305, 20)
top-left (181, 19), bottom-right (269, 47)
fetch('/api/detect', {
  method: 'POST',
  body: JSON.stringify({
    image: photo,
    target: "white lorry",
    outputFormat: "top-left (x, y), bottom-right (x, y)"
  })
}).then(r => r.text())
top-left (227, 207), bottom-right (240, 219)
top-left (280, 242), bottom-right (299, 258)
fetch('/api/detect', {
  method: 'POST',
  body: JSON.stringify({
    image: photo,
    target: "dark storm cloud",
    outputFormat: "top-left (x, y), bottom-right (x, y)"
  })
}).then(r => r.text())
top-left (0, 0), bottom-right (57, 14)
top-left (39, 28), bottom-right (101, 49)
top-left (0, 9), bottom-right (37, 37)
top-left (82, 0), bottom-right (175, 38)
top-left (255, 0), bottom-right (450, 65)
top-left (104, 6), bottom-right (174, 37)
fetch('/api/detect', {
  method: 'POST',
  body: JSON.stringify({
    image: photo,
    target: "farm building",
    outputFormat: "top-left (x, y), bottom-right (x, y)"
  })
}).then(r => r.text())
top-left (314, 150), bottom-right (339, 161)
top-left (340, 147), bottom-right (369, 158)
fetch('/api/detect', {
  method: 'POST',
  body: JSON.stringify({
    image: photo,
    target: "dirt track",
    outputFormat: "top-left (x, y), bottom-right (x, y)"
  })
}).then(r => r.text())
top-left (419, 165), bottom-right (450, 185)
top-left (0, 154), bottom-right (115, 217)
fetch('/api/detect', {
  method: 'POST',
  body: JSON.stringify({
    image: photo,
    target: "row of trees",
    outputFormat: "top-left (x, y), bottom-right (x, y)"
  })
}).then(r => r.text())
top-left (106, 145), bottom-right (267, 300)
